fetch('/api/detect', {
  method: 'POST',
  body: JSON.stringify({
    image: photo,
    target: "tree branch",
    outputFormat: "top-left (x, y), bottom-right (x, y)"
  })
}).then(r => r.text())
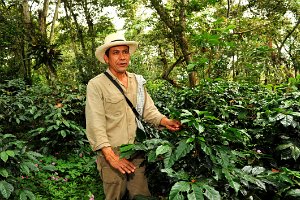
top-left (49, 0), bottom-right (61, 43)
top-left (149, 0), bottom-right (175, 32)
top-left (162, 55), bottom-right (185, 80)
top-left (227, 0), bottom-right (230, 18)
top-left (278, 18), bottom-right (300, 53)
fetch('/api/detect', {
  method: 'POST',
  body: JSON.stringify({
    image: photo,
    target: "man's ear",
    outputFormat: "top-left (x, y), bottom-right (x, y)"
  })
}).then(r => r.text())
top-left (103, 54), bottom-right (109, 64)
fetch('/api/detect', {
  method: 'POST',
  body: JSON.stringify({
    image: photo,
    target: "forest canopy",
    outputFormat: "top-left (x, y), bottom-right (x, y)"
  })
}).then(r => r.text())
top-left (0, 0), bottom-right (299, 86)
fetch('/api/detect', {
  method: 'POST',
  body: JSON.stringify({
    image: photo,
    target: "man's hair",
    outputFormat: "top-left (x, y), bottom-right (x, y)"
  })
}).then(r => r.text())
top-left (105, 48), bottom-right (110, 58)
top-left (104, 45), bottom-right (130, 58)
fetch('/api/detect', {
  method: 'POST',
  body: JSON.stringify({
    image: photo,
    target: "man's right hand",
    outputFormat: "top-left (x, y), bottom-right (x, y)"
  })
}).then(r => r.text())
top-left (101, 146), bottom-right (136, 174)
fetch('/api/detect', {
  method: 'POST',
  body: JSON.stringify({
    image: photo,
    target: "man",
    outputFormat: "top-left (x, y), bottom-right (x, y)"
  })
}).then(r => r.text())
top-left (85, 32), bottom-right (181, 200)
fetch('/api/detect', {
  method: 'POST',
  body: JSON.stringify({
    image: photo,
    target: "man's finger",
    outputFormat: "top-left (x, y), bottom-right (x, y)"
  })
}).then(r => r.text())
top-left (120, 159), bottom-right (136, 173)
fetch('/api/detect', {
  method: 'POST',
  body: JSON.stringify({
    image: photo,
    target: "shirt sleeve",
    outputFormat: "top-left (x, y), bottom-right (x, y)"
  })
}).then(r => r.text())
top-left (142, 88), bottom-right (166, 126)
top-left (85, 80), bottom-right (110, 151)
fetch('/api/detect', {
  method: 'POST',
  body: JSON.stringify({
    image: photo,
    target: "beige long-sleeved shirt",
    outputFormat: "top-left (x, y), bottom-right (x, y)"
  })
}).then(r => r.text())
top-left (85, 69), bottom-right (165, 151)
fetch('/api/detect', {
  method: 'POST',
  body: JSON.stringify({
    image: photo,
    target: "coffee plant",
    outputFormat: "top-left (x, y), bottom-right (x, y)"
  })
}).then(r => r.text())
top-left (2, 76), bottom-right (300, 199)
top-left (0, 133), bottom-right (43, 199)
top-left (121, 77), bottom-right (300, 199)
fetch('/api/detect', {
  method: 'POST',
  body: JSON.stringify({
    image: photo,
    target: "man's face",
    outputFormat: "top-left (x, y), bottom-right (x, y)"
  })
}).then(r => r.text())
top-left (104, 45), bottom-right (130, 74)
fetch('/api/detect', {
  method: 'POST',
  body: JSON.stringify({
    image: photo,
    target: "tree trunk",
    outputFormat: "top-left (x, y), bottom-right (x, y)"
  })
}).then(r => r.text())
top-left (82, 0), bottom-right (96, 59)
top-left (150, 0), bottom-right (197, 87)
top-left (39, 0), bottom-right (50, 38)
top-left (63, 0), bottom-right (84, 76)
top-left (179, 0), bottom-right (197, 87)
top-left (64, 0), bottom-right (87, 56)
top-left (160, 45), bottom-right (183, 87)
top-left (21, 0), bottom-right (32, 84)
top-left (49, 0), bottom-right (61, 43)
top-left (278, 18), bottom-right (300, 54)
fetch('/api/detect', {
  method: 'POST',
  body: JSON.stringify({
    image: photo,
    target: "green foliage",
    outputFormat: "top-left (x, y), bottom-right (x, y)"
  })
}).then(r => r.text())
top-left (121, 79), bottom-right (300, 199)
top-left (0, 79), bottom-right (87, 154)
top-left (0, 78), bottom-right (104, 199)
top-left (2, 74), bottom-right (300, 199)
top-left (0, 133), bottom-right (44, 200)
top-left (19, 151), bottom-right (104, 200)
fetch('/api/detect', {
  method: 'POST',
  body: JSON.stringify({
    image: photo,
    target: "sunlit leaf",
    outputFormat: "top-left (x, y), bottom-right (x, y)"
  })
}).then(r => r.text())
top-left (193, 122), bottom-right (205, 134)
top-left (0, 152), bottom-right (8, 162)
top-left (223, 168), bottom-right (240, 193)
top-left (0, 169), bottom-right (9, 178)
top-left (60, 130), bottom-right (67, 138)
top-left (161, 168), bottom-right (189, 180)
top-left (188, 184), bottom-right (204, 200)
top-left (169, 181), bottom-right (190, 200)
top-left (291, 145), bottom-right (300, 161)
top-left (5, 150), bottom-right (15, 158)
top-left (280, 115), bottom-right (294, 127)
top-left (276, 143), bottom-right (293, 151)
top-left (180, 109), bottom-right (193, 117)
top-left (252, 166), bottom-right (265, 175)
top-left (20, 189), bottom-right (36, 200)
top-left (0, 180), bottom-right (14, 199)
top-left (156, 144), bottom-right (171, 156)
top-left (202, 184), bottom-right (221, 200)
top-left (286, 189), bottom-right (300, 197)
top-left (166, 140), bottom-right (193, 168)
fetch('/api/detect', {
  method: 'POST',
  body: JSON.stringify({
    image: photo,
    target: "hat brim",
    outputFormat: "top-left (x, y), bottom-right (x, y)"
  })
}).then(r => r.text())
top-left (95, 41), bottom-right (138, 63)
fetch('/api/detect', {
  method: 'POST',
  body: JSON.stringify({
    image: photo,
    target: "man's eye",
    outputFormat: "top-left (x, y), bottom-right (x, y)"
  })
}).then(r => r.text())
top-left (123, 50), bottom-right (129, 54)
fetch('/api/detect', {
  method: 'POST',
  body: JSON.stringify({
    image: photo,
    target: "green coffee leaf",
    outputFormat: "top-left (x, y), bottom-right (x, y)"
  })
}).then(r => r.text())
top-left (0, 180), bottom-right (14, 199)
top-left (20, 189), bottom-right (36, 200)
top-left (188, 184), bottom-right (204, 200)
top-left (0, 152), bottom-right (8, 162)
top-left (169, 181), bottom-right (190, 200)
top-left (203, 184), bottom-right (221, 200)
top-left (0, 169), bottom-right (9, 178)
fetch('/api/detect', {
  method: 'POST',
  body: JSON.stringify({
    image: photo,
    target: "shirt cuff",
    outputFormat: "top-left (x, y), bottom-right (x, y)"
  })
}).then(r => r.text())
top-left (94, 143), bottom-right (111, 152)
top-left (155, 114), bottom-right (166, 127)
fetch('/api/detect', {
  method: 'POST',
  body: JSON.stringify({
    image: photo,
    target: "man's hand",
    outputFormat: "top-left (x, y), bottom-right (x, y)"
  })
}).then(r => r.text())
top-left (101, 147), bottom-right (136, 174)
top-left (160, 117), bottom-right (181, 132)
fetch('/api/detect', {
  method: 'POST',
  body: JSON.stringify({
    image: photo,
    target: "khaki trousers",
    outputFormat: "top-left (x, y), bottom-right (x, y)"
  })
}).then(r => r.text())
top-left (97, 149), bottom-right (151, 200)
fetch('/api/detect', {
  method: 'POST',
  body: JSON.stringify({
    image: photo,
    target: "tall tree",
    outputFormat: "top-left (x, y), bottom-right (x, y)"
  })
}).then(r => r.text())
top-left (39, 0), bottom-right (50, 38)
top-left (149, 0), bottom-right (197, 87)
top-left (49, 0), bottom-right (61, 43)
top-left (22, 0), bottom-right (33, 84)
top-left (63, 0), bottom-right (87, 56)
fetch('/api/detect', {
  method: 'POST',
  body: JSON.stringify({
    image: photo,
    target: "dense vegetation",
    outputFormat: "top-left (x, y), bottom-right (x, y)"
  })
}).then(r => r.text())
top-left (123, 77), bottom-right (300, 199)
top-left (1, 0), bottom-right (300, 199)
top-left (1, 77), bottom-right (300, 199)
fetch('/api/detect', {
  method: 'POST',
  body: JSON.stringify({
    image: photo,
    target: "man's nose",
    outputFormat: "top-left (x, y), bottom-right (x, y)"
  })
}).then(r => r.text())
top-left (119, 53), bottom-right (126, 59)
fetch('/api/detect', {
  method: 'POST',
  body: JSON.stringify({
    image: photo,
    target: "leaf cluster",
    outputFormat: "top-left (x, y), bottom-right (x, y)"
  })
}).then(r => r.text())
top-left (0, 78), bottom-right (87, 154)
top-left (20, 152), bottom-right (104, 200)
top-left (122, 77), bottom-right (300, 199)
top-left (0, 133), bottom-right (45, 200)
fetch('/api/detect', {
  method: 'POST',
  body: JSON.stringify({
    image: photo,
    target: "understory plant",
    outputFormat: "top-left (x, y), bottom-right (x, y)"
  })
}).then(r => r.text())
top-left (20, 149), bottom-right (104, 200)
top-left (121, 77), bottom-right (300, 199)
top-left (0, 133), bottom-right (43, 199)
top-left (0, 78), bottom-right (87, 154)
top-left (0, 79), bottom-right (94, 199)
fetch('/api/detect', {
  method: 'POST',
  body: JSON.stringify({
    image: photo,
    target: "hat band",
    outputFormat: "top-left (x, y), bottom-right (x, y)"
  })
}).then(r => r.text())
top-left (110, 39), bottom-right (125, 42)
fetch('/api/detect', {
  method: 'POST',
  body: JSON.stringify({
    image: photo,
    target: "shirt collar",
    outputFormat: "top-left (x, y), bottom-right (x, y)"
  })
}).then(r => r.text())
top-left (106, 68), bottom-right (134, 80)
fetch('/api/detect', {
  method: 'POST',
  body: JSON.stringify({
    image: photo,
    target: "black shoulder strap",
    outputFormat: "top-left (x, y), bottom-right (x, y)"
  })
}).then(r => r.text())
top-left (104, 71), bottom-right (142, 120)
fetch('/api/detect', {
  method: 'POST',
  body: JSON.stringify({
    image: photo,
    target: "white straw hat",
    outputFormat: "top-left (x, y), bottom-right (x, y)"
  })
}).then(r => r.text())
top-left (95, 32), bottom-right (138, 63)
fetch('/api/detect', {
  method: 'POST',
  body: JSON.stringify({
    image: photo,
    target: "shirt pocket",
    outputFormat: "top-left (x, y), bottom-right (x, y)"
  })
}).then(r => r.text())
top-left (104, 94), bottom-right (125, 117)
